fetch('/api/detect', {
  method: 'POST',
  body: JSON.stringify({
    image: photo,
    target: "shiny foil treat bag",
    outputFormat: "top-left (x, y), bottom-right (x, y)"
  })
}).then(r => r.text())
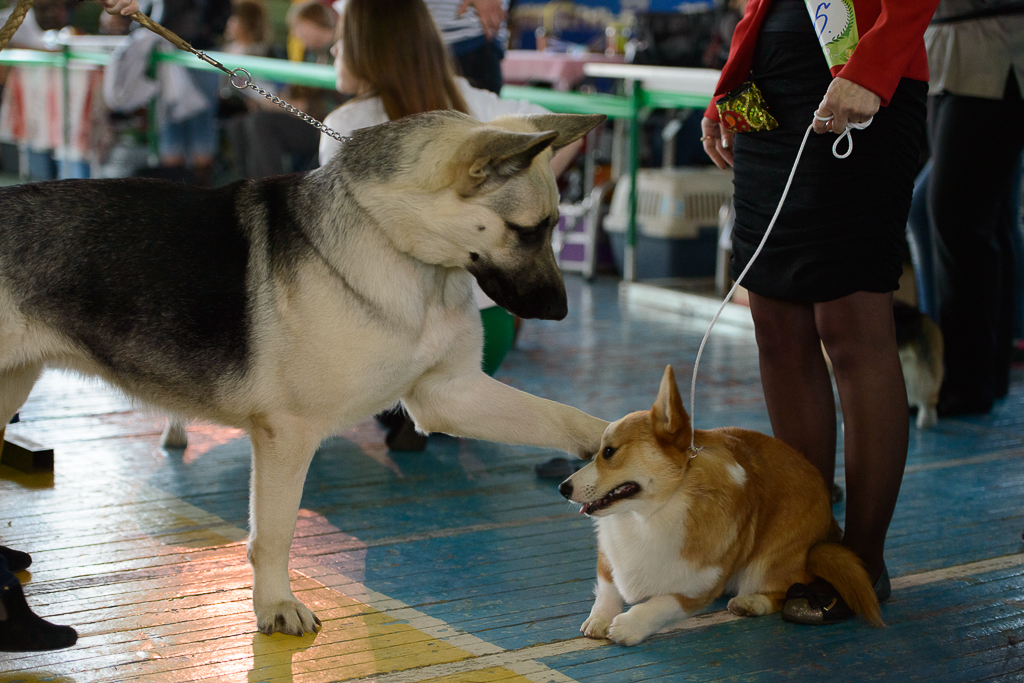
top-left (716, 81), bottom-right (779, 133)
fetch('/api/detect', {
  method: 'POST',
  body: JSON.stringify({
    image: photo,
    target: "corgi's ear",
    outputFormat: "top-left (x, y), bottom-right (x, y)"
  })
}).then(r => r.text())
top-left (651, 365), bottom-right (692, 446)
top-left (457, 129), bottom-right (559, 196)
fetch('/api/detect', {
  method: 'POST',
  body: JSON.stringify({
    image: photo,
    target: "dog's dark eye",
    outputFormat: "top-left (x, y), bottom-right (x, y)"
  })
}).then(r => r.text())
top-left (602, 446), bottom-right (616, 459)
top-left (469, 252), bottom-right (479, 262)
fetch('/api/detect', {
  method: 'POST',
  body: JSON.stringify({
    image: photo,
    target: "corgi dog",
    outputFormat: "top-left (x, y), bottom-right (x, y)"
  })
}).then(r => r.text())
top-left (559, 366), bottom-right (882, 646)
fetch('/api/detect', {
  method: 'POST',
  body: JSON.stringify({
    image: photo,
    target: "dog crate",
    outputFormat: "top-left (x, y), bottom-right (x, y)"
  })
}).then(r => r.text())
top-left (604, 167), bottom-right (733, 279)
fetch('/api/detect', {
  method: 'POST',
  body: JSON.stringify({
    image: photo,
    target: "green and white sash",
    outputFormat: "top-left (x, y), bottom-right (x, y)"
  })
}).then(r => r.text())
top-left (805, 0), bottom-right (859, 68)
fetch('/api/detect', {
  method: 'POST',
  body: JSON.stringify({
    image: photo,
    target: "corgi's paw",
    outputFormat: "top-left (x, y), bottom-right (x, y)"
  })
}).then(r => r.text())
top-left (916, 405), bottom-right (938, 430)
top-left (255, 598), bottom-right (322, 636)
top-left (581, 612), bottom-right (614, 639)
top-left (728, 594), bottom-right (775, 617)
top-left (606, 612), bottom-right (655, 646)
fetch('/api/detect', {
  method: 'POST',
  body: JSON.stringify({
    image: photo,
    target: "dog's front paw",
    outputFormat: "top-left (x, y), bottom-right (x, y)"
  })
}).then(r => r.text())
top-left (160, 419), bottom-right (188, 449)
top-left (606, 612), bottom-right (654, 646)
top-left (256, 599), bottom-right (322, 636)
top-left (916, 405), bottom-right (938, 430)
top-left (727, 594), bottom-right (775, 617)
top-left (575, 417), bottom-right (610, 460)
top-left (581, 612), bottom-right (615, 639)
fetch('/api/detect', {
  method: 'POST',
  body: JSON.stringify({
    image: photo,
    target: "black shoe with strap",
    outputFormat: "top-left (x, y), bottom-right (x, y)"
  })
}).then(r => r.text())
top-left (782, 564), bottom-right (890, 625)
top-left (0, 582), bottom-right (78, 652)
top-left (384, 413), bottom-right (428, 452)
top-left (0, 546), bottom-right (32, 574)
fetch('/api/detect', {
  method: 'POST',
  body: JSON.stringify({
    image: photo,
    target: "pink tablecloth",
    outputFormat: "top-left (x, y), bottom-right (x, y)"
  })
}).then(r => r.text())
top-left (0, 63), bottom-right (103, 160)
top-left (501, 50), bottom-right (625, 91)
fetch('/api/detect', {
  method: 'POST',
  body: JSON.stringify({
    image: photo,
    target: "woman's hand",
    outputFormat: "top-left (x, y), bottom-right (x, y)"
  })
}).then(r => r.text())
top-left (701, 116), bottom-right (735, 169)
top-left (813, 77), bottom-right (881, 134)
top-left (95, 0), bottom-right (139, 15)
top-left (458, 0), bottom-right (506, 39)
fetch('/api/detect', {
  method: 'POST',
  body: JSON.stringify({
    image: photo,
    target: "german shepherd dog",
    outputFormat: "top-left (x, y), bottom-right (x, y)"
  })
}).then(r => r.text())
top-left (0, 111), bottom-right (609, 636)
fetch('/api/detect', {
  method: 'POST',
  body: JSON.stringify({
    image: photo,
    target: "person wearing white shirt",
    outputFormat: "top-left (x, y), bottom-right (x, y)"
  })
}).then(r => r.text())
top-left (319, 0), bottom-right (582, 450)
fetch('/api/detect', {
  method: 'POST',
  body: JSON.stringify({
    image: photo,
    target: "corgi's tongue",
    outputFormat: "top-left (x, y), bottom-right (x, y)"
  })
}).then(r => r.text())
top-left (581, 482), bottom-right (640, 515)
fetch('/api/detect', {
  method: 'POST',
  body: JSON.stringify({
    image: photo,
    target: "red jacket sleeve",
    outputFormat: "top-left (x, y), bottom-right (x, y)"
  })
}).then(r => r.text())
top-left (704, 0), bottom-right (937, 120)
top-left (704, 0), bottom-right (768, 122)
top-left (837, 0), bottom-right (939, 105)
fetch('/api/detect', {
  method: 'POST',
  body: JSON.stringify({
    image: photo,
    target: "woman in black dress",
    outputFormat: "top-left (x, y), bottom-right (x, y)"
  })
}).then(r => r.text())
top-left (701, 0), bottom-right (936, 623)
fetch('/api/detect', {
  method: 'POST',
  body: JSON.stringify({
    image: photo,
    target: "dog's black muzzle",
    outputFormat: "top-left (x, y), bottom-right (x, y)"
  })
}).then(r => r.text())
top-left (469, 261), bottom-right (568, 320)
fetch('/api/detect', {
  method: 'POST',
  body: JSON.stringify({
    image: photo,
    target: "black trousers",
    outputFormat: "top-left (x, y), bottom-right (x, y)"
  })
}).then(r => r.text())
top-left (928, 74), bottom-right (1024, 410)
top-left (226, 109), bottom-right (321, 180)
top-left (453, 38), bottom-right (504, 95)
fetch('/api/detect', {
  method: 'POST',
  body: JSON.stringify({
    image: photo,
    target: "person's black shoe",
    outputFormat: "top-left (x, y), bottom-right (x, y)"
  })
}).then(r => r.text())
top-left (385, 414), bottom-right (428, 452)
top-left (831, 483), bottom-right (844, 505)
top-left (374, 406), bottom-right (407, 431)
top-left (936, 394), bottom-right (992, 418)
top-left (0, 546), bottom-right (31, 573)
top-left (782, 577), bottom-right (855, 624)
top-left (782, 565), bottom-right (890, 625)
top-left (0, 583), bottom-right (78, 651)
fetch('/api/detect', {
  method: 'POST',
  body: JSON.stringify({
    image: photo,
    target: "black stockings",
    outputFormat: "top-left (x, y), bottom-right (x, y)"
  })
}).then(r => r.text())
top-left (749, 290), bottom-right (909, 580)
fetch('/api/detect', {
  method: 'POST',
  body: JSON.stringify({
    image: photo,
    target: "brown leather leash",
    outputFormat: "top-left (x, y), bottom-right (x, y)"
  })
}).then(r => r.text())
top-left (0, 0), bottom-right (33, 52)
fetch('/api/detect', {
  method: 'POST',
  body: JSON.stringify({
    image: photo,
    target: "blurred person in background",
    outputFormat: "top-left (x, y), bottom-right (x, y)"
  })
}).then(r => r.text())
top-left (925, 0), bottom-right (1024, 417)
top-left (287, 0), bottom-right (336, 64)
top-left (1, 4), bottom-right (139, 651)
top-left (426, 0), bottom-right (506, 94)
top-left (223, 0), bottom-right (271, 56)
top-left (146, 0), bottom-right (231, 184)
top-left (225, 0), bottom-right (339, 178)
top-left (320, 0), bottom-right (581, 450)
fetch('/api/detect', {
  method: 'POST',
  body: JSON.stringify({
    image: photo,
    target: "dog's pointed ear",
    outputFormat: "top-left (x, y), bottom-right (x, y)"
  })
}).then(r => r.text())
top-left (459, 129), bottom-right (559, 195)
top-left (651, 365), bottom-right (692, 446)
top-left (522, 113), bottom-right (606, 149)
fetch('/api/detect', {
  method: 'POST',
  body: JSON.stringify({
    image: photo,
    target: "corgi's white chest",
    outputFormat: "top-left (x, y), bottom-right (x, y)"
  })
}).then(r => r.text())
top-left (595, 507), bottom-right (722, 605)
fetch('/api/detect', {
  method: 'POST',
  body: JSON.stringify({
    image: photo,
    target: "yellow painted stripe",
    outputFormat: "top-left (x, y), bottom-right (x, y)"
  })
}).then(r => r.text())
top-left (0, 480), bottom-right (579, 683)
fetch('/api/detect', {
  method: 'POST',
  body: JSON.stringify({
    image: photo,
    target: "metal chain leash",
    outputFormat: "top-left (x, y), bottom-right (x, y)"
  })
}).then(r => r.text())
top-left (128, 10), bottom-right (348, 143)
top-left (227, 68), bottom-right (346, 143)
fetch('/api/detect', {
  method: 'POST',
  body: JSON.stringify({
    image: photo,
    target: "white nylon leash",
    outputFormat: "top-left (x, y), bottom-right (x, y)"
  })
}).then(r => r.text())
top-left (687, 113), bottom-right (873, 454)
top-left (818, 112), bottom-right (873, 159)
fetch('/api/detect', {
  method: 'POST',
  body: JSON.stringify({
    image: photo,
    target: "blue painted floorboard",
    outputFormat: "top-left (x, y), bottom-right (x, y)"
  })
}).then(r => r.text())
top-left (133, 275), bottom-right (1024, 681)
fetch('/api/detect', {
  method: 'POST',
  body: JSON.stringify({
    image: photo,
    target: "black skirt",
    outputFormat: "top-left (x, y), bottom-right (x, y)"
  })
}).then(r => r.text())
top-left (729, 0), bottom-right (927, 303)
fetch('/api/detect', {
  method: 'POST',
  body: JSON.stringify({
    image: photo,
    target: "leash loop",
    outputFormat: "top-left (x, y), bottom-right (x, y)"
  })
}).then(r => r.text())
top-left (229, 67), bottom-right (252, 90)
top-left (813, 112), bottom-right (874, 159)
top-left (687, 112), bottom-right (873, 452)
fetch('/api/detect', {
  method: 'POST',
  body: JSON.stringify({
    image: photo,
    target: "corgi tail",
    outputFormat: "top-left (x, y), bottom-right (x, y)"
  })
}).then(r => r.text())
top-left (806, 542), bottom-right (885, 628)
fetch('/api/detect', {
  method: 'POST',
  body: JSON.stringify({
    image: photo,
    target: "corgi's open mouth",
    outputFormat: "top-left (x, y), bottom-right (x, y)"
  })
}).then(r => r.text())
top-left (580, 482), bottom-right (641, 515)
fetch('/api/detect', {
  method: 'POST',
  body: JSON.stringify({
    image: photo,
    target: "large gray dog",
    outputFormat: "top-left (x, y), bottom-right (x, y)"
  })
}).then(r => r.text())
top-left (0, 111), bottom-right (609, 635)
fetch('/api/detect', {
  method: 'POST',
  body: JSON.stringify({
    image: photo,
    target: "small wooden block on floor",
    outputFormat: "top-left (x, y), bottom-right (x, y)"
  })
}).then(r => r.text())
top-left (1, 433), bottom-right (54, 473)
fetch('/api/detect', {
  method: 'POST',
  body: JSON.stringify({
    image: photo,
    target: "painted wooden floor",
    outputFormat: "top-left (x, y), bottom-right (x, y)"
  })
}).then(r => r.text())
top-left (1, 276), bottom-right (1023, 682)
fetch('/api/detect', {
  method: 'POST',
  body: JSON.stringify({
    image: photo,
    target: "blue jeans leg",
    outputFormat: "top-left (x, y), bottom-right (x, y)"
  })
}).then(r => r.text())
top-left (905, 161), bottom-right (935, 318)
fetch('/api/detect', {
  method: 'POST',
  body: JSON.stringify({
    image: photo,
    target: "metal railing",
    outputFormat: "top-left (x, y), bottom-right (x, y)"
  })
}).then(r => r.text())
top-left (0, 43), bottom-right (714, 279)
